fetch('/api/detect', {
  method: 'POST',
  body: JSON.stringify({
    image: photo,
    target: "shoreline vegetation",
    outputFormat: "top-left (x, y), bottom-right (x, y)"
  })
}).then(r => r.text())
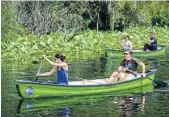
top-left (2, 1), bottom-right (169, 64)
top-left (2, 26), bottom-right (169, 64)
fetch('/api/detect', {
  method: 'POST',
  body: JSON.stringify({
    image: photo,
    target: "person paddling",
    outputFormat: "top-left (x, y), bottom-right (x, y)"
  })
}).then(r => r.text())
top-left (144, 32), bottom-right (158, 51)
top-left (106, 49), bottom-right (145, 83)
top-left (36, 53), bottom-right (69, 85)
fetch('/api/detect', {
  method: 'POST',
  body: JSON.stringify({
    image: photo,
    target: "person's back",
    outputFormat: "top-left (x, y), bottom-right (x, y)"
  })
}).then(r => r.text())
top-left (144, 32), bottom-right (158, 51)
top-left (121, 35), bottom-right (132, 50)
top-left (57, 67), bottom-right (68, 85)
top-left (150, 37), bottom-right (157, 50)
top-left (122, 40), bottom-right (132, 50)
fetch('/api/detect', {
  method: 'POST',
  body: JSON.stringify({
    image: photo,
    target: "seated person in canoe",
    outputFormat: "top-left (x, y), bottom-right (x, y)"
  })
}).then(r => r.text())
top-left (36, 53), bottom-right (69, 85)
top-left (121, 35), bottom-right (132, 51)
top-left (144, 32), bottom-right (158, 51)
top-left (106, 49), bottom-right (145, 83)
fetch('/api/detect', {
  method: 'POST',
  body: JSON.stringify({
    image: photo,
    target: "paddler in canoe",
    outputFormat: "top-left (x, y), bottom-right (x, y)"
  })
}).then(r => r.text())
top-left (36, 53), bottom-right (69, 85)
top-left (144, 32), bottom-right (158, 51)
top-left (121, 35), bottom-right (133, 51)
top-left (106, 49), bottom-right (146, 83)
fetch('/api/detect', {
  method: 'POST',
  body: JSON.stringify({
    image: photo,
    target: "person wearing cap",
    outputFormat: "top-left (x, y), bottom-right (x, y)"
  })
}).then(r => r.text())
top-left (36, 53), bottom-right (69, 85)
top-left (106, 50), bottom-right (145, 83)
top-left (121, 35), bottom-right (132, 50)
top-left (144, 32), bottom-right (158, 51)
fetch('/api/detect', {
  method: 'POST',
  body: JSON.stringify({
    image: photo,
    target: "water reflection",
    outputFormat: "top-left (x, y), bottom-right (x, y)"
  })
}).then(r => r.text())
top-left (2, 54), bottom-right (169, 117)
top-left (16, 98), bottom-right (71, 117)
top-left (16, 99), bottom-right (23, 117)
top-left (100, 52), bottom-right (108, 73)
top-left (25, 101), bottom-right (34, 111)
top-left (58, 108), bottom-right (70, 117)
top-left (152, 58), bottom-right (158, 69)
top-left (118, 95), bottom-right (146, 117)
top-left (16, 99), bottom-right (34, 117)
top-left (16, 93), bottom-right (150, 117)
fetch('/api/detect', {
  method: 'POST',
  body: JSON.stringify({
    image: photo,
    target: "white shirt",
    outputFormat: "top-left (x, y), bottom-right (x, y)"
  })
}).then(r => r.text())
top-left (121, 40), bottom-right (132, 50)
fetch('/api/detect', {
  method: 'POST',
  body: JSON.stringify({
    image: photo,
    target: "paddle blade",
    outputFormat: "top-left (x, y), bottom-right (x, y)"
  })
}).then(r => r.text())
top-left (153, 80), bottom-right (168, 88)
top-left (31, 60), bottom-right (40, 64)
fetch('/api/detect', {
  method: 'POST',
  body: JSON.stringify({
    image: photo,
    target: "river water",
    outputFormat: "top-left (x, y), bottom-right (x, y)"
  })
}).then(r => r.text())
top-left (1, 54), bottom-right (169, 117)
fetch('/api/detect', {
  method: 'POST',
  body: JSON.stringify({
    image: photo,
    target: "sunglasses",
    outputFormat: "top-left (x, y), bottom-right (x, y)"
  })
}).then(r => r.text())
top-left (124, 53), bottom-right (129, 55)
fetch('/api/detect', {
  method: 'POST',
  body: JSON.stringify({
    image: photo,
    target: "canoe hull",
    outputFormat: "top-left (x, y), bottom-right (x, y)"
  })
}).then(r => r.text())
top-left (17, 84), bottom-right (153, 115)
top-left (16, 72), bottom-right (155, 99)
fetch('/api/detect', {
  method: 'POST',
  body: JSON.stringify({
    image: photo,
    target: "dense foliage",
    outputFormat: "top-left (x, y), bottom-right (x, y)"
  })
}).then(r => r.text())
top-left (1, 1), bottom-right (169, 63)
top-left (2, 26), bottom-right (169, 63)
top-left (13, 1), bottom-right (169, 34)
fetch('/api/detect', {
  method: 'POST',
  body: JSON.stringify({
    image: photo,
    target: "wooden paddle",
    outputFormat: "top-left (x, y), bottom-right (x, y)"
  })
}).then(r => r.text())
top-left (35, 60), bottom-right (43, 81)
top-left (125, 68), bottom-right (167, 87)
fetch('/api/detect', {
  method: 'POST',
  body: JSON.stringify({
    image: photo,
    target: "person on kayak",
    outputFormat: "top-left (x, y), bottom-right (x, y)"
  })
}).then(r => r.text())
top-left (106, 49), bottom-right (145, 83)
top-left (121, 35), bottom-right (133, 51)
top-left (36, 53), bottom-right (68, 85)
top-left (144, 32), bottom-right (158, 51)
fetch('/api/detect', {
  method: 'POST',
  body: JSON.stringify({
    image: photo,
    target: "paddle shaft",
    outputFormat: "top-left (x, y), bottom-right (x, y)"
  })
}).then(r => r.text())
top-left (125, 68), bottom-right (138, 75)
top-left (35, 60), bottom-right (43, 81)
top-left (125, 68), bottom-right (167, 87)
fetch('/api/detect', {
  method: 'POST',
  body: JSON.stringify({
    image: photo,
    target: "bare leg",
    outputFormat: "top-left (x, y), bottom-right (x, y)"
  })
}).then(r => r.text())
top-left (82, 79), bottom-right (88, 84)
top-left (118, 72), bottom-right (126, 81)
top-left (106, 71), bottom-right (119, 83)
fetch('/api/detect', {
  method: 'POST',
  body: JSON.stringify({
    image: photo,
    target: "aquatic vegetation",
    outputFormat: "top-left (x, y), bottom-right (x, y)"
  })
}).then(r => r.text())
top-left (1, 2), bottom-right (169, 64)
top-left (1, 27), bottom-right (169, 64)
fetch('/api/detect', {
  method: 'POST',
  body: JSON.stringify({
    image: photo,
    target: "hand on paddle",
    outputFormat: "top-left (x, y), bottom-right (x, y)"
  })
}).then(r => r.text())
top-left (39, 55), bottom-right (47, 59)
top-left (36, 73), bottom-right (40, 77)
top-left (118, 67), bottom-right (132, 73)
top-left (35, 57), bottom-right (43, 81)
top-left (123, 68), bottom-right (128, 72)
top-left (142, 73), bottom-right (146, 77)
top-left (39, 55), bottom-right (49, 60)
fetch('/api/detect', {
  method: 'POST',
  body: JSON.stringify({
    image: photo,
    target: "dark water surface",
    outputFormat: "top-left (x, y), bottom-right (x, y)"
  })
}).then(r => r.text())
top-left (1, 54), bottom-right (169, 117)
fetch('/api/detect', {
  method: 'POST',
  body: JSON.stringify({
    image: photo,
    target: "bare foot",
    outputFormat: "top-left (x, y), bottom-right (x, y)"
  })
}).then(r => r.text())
top-left (82, 79), bottom-right (87, 84)
top-left (105, 78), bottom-right (110, 84)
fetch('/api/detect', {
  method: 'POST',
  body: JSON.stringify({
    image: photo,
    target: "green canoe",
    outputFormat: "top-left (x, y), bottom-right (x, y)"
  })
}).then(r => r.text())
top-left (105, 46), bottom-right (166, 58)
top-left (15, 69), bottom-right (157, 99)
top-left (17, 85), bottom-right (153, 116)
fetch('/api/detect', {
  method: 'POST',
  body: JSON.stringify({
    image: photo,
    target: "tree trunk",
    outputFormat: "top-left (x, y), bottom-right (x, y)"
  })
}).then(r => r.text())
top-left (109, 1), bottom-right (115, 31)
top-left (97, 13), bottom-right (99, 35)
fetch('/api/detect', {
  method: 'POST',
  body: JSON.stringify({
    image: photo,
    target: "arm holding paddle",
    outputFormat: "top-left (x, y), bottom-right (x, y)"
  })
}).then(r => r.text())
top-left (140, 62), bottom-right (146, 77)
top-left (43, 55), bottom-right (67, 67)
top-left (36, 54), bottom-right (69, 85)
top-left (36, 55), bottom-right (57, 77)
top-left (36, 55), bottom-right (68, 77)
top-left (36, 67), bottom-right (56, 77)
top-left (117, 59), bottom-right (145, 77)
top-left (132, 58), bottom-right (146, 77)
